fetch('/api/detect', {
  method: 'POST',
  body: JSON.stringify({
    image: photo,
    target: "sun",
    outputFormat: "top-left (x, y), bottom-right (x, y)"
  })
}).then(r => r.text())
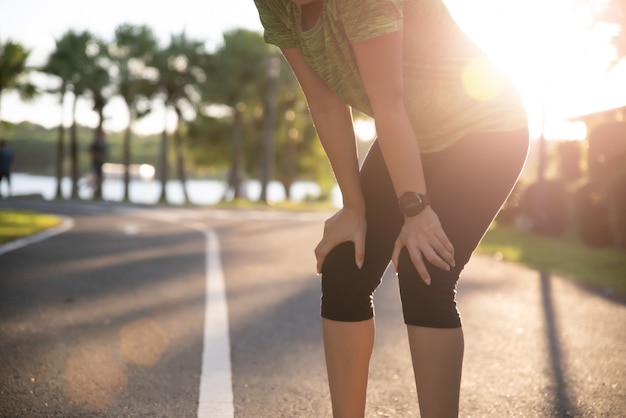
top-left (446, 0), bottom-right (623, 140)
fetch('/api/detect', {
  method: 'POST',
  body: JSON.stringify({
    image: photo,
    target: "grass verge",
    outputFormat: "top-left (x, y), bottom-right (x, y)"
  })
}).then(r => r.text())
top-left (210, 198), bottom-right (337, 212)
top-left (477, 224), bottom-right (626, 295)
top-left (0, 209), bottom-right (62, 245)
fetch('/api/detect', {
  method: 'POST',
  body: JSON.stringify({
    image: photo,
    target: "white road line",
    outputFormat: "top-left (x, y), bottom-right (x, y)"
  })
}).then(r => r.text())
top-left (0, 216), bottom-right (74, 256)
top-left (129, 210), bottom-right (235, 416)
top-left (198, 229), bottom-right (234, 418)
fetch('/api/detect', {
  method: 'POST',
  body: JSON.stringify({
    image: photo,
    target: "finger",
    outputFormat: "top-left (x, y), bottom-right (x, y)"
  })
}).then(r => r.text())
top-left (421, 245), bottom-right (451, 271)
top-left (407, 246), bottom-right (431, 285)
top-left (434, 230), bottom-right (456, 266)
top-left (429, 238), bottom-right (455, 268)
top-left (315, 241), bottom-right (328, 275)
top-left (391, 238), bottom-right (403, 276)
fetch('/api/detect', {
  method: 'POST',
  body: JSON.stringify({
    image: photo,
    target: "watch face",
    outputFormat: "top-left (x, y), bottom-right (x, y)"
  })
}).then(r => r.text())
top-left (399, 192), bottom-right (427, 217)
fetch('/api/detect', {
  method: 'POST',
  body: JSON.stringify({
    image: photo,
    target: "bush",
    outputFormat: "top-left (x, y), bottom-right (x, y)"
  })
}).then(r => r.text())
top-left (606, 163), bottom-right (626, 249)
top-left (571, 180), bottom-right (613, 247)
top-left (517, 179), bottom-right (567, 236)
top-left (556, 140), bottom-right (584, 181)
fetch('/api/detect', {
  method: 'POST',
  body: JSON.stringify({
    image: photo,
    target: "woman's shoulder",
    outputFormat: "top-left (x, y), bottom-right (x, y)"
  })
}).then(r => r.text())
top-left (329, 0), bottom-right (403, 43)
top-left (254, 0), bottom-right (292, 21)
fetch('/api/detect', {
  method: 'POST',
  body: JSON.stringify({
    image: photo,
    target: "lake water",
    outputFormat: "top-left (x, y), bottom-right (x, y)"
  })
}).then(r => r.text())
top-left (3, 173), bottom-right (341, 207)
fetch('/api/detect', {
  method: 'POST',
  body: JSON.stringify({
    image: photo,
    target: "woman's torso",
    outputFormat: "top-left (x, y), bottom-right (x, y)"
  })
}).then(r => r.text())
top-left (256, 0), bottom-right (528, 152)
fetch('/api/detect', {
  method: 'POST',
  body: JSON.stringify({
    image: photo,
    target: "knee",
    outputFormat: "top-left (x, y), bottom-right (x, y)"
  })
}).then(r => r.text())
top-left (397, 250), bottom-right (461, 328)
top-left (321, 242), bottom-right (381, 322)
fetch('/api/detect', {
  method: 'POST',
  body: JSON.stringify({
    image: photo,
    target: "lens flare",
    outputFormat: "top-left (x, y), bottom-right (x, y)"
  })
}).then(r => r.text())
top-left (461, 57), bottom-right (504, 102)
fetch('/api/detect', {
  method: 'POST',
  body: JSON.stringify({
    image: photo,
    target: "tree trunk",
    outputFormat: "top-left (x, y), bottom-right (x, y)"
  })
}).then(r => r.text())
top-left (158, 127), bottom-right (168, 203)
top-left (69, 96), bottom-right (79, 199)
top-left (92, 111), bottom-right (106, 200)
top-left (173, 111), bottom-right (190, 204)
top-left (123, 118), bottom-right (132, 202)
top-left (224, 105), bottom-right (244, 201)
top-left (282, 180), bottom-right (293, 202)
top-left (55, 92), bottom-right (66, 199)
top-left (260, 61), bottom-right (279, 203)
top-left (284, 136), bottom-right (298, 202)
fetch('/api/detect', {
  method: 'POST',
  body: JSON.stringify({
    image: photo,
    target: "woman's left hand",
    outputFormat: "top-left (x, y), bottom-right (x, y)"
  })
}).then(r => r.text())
top-left (391, 207), bottom-right (455, 285)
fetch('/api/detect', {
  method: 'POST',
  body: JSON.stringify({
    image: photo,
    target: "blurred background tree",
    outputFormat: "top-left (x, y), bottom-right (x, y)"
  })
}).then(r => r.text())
top-left (4, 25), bottom-right (332, 205)
top-left (0, 39), bottom-right (36, 134)
top-left (111, 23), bottom-right (159, 202)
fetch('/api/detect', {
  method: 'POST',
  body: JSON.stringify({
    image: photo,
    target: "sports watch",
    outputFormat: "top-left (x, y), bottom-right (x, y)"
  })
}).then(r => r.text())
top-left (398, 192), bottom-right (431, 217)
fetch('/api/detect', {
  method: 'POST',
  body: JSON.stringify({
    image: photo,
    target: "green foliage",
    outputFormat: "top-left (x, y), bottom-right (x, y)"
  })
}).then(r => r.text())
top-left (511, 130), bottom-right (626, 250)
top-left (568, 121), bottom-right (626, 248)
top-left (203, 29), bottom-right (271, 106)
top-left (571, 179), bottom-right (614, 247)
top-left (8, 25), bottom-right (335, 199)
top-left (477, 224), bottom-right (626, 294)
top-left (1, 122), bottom-right (160, 175)
top-left (186, 114), bottom-right (231, 170)
top-left (111, 24), bottom-right (159, 118)
top-left (0, 39), bottom-right (36, 130)
top-left (605, 163), bottom-right (626, 248)
top-left (517, 179), bottom-right (568, 236)
top-left (41, 30), bottom-right (93, 92)
top-left (0, 39), bottom-right (33, 96)
top-left (555, 140), bottom-right (584, 181)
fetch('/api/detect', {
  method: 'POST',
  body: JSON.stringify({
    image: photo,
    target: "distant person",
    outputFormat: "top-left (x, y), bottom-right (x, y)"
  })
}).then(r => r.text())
top-left (89, 133), bottom-right (107, 199)
top-left (0, 139), bottom-right (14, 198)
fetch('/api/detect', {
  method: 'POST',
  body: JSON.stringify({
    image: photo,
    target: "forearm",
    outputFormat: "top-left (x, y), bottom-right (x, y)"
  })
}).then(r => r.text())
top-left (280, 47), bottom-right (364, 211)
top-left (350, 31), bottom-right (427, 201)
top-left (374, 102), bottom-right (427, 198)
top-left (309, 102), bottom-right (364, 211)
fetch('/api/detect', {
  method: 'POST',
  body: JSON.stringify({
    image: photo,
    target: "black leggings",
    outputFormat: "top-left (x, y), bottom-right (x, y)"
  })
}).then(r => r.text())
top-left (320, 128), bottom-right (529, 328)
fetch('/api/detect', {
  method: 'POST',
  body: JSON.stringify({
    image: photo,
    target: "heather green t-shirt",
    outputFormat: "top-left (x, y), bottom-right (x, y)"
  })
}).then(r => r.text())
top-left (254, 0), bottom-right (527, 153)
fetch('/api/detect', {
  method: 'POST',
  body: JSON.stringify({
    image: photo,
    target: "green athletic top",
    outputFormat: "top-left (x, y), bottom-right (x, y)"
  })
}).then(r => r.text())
top-left (254, 0), bottom-right (527, 153)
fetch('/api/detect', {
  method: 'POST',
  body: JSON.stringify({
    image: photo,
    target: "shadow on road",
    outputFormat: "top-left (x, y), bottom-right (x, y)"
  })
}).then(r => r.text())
top-left (540, 270), bottom-right (580, 417)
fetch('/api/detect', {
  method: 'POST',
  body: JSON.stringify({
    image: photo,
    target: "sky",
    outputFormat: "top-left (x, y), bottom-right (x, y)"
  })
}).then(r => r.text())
top-left (1, 0), bottom-right (625, 140)
top-left (0, 0), bottom-right (264, 134)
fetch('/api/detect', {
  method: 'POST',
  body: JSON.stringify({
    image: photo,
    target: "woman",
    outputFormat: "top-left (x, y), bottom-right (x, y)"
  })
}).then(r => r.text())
top-left (253, 0), bottom-right (528, 416)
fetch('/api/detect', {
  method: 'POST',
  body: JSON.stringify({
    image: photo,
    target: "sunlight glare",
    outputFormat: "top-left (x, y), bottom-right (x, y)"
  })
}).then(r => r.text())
top-left (445, 0), bottom-right (626, 140)
top-left (354, 118), bottom-right (377, 142)
top-left (461, 57), bottom-right (504, 102)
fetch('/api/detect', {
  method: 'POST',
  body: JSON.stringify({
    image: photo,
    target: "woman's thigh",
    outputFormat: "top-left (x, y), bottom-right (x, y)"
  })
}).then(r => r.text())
top-left (398, 128), bottom-right (529, 327)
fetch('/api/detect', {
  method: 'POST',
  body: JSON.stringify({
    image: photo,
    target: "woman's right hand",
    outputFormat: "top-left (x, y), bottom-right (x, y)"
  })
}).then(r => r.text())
top-left (314, 206), bottom-right (367, 274)
top-left (391, 206), bottom-right (455, 285)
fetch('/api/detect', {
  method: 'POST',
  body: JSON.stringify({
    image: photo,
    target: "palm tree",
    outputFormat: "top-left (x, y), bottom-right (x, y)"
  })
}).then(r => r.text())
top-left (203, 29), bottom-right (271, 200)
top-left (0, 39), bottom-right (36, 133)
top-left (152, 31), bottom-right (208, 204)
top-left (111, 24), bottom-right (158, 201)
top-left (41, 30), bottom-right (92, 199)
top-left (79, 37), bottom-right (114, 200)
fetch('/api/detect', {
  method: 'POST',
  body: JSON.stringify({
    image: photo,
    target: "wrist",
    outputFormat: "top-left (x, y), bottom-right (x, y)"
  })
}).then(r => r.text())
top-left (342, 195), bottom-right (365, 211)
top-left (398, 192), bottom-right (430, 217)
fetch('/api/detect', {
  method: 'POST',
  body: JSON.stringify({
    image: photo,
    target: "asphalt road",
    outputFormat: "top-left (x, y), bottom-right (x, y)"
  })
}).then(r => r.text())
top-left (0, 199), bottom-right (624, 417)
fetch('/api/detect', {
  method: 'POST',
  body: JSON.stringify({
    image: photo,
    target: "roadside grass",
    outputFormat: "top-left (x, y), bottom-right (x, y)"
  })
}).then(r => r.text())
top-left (0, 209), bottom-right (62, 244)
top-left (477, 224), bottom-right (626, 295)
top-left (210, 198), bottom-right (337, 212)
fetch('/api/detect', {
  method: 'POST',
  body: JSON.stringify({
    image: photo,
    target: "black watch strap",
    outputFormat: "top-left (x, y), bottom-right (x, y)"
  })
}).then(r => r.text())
top-left (398, 192), bottom-right (431, 217)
